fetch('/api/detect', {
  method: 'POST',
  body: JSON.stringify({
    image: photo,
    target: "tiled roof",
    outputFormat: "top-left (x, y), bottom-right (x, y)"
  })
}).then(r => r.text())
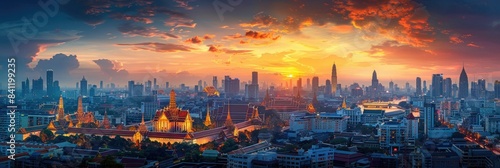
top-left (228, 141), bottom-right (271, 154)
top-left (67, 128), bottom-right (136, 137)
top-left (146, 132), bottom-right (187, 139)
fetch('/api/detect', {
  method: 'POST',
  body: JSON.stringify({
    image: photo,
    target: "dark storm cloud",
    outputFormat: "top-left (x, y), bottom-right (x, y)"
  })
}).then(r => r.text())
top-left (33, 53), bottom-right (80, 79)
top-left (93, 59), bottom-right (129, 80)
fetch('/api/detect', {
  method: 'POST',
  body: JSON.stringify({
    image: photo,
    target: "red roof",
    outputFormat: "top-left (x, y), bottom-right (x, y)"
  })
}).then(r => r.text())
top-left (146, 132), bottom-right (188, 139)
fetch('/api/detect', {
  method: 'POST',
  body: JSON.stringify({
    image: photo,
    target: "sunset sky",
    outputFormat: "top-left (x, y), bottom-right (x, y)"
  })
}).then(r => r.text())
top-left (1, 0), bottom-right (500, 88)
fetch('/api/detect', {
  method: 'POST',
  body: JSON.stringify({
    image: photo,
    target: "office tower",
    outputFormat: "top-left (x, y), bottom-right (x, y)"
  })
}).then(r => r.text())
top-left (325, 79), bottom-right (332, 95)
top-left (213, 76), bottom-right (218, 88)
top-left (252, 71), bottom-right (258, 85)
top-left (388, 80), bottom-right (393, 93)
top-left (495, 80), bottom-right (500, 98)
top-left (76, 82), bottom-right (79, 90)
top-left (431, 74), bottom-right (443, 97)
top-left (46, 69), bottom-right (53, 97)
top-left (297, 78), bottom-right (302, 91)
top-left (25, 78), bottom-right (30, 95)
top-left (371, 70), bottom-right (379, 96)
top-left (478, 79), bottom-right (486, 98)
top-left (224, 76), bottom-right (240, 96)
top-left (332, 63), bottom-right (337, 96)
top-left (459, 65), bottom-right (469, 98)
top-left (53, 81), bottom-right (60, 96)
top-left (89, 85), bottom-right (97, 97)
top-left (100, 81), bottom-right (103, 89)
top-left (166, 82), bottom-right (170, 89)
top-left (153, 78), bottom-right (157, 90)
top-left (145, 80), bottom-right (152, 95)
top-left (133, 83), bottom-right (144, 96)
top-left (80, 76), bottom-right (88, 96)
top-left (471, 81), bottom-right (478, 98)
top-left (128, 80), bottom-right (134, 97)
top-left (312, 76), bottom-right (319, 94)
top-left (416, 77), bottom-right (422, 96)
top-left (337, 84), bottom-right (342, 95)
top-left (444, 78), bottom-right (452, 98)
top-left (423, 80), bottom-right (427, 94)
top-left (204, 81), bottom-right (207, 88)
top-left (306, 78), bottom-right (311, 90)
top-left (195, 85), bottom-right (199, 92)
top-left (452, 84), bottom-right (458, 98)
top-left (423, 103), bottom-right (436, 135)
top-left (405, 82), bottom-right (410, 93)
top-left (110, 83), bottom-right (115, 89)
top-left (32, 77), bottom-right (44, 97)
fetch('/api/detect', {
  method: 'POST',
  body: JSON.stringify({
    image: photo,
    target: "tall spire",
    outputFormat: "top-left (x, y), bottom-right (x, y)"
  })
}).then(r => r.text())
top-left (57, 95), bottom-right (64, 121)
top-left (77, 96), bottom-right (84, 122)
top-left (138, 111), bottom-right (148, 133)
top-left (262, 89), bottom-right (271, 106)
top-left (332, 62), bottom-right (337, 96)
top-left (169, 89), bottom-right (177, 109)
top-left (341, 97), bottom-right (347, 109)
top-left (102, 109), bottom-right (110, 129)
top-left (224, 100), bottom-right (233, 127)
top-left (250, 106), bottom-right (261, 120)
top-left (459, 64), bottom-right (469, 99)
top-left (204, 103), bottom-right (212, 126)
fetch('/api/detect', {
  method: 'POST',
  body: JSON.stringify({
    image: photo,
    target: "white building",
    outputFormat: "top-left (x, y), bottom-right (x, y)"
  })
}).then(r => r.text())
top-left (405, 112), bottom-right (419, 140)
top-left (289, 112), bottom-right (348, 133)
top-left (227, 151), bottom-right (277, 168)
top-left (276, 145), bottom-right (335, 168)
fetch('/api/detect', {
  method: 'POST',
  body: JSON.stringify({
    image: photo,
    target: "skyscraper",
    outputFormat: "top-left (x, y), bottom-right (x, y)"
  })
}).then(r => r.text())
top-left (371, 70), bottom-right (379, 96)
top-left (224, 76), bottom-right (240, 97)
top-left (100, 81), bottom-right (103, 89)
top-left (431, 74), bottom-right (443, 97)
top-left (459, 65), bottom-right (469, 99)
top-left (325, 79), bottom-right (332, 95)
top-left (213, 76), bottom-right (218, 88)
top-left (53, 80), bottom-right (60, 96)
top-left (80, 76), bottom-right (88, 96)
top-left (423, 80), bottom-right (427, 94)
top-left (248, 72), bottom-right (259, 100)
top-left (32, 77), bottom-right (44, 97)
top-left (331, 63), bottom-right (337, 96)
top-left (416, 77), bottom-right (422, 96)
top-left (312, 76), bottom-right (319, 94)
top-left (471, 81), bottom-right (478, 98)
top-left (423, 103), bottom-right (436, 135)
top-left (444, 78), bottom-right (452, 98)
top-left (252, 71), bottom-right (258, 85)
top-left (478, 79), bottom-right (486, 98)
top-left (128, 80), bottom-right (134, 97)
top-left (389, 80), bottom-right (394, 93)
top-left (495, 80), bottom-right (500, 99)
top-left (306, 78), bottom-right (311, 90)
top-left (297, 78), bottom-right (302, 91)
top-left (46, 69), bottom-right (53, 97)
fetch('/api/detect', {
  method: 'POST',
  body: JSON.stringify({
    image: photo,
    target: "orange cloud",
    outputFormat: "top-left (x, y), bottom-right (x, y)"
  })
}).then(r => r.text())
top-left (207, 45), bottom-right (252, 54)
top-left (330, 24), bottom-right (354, 33)
top-left (203, 34), bottom-right (215, 39)
top-left (116, 42), bottom-right (194, 52)
top-left (467, 43), bottom-right (481, 48)
top-left (185, 36), bottom-right (203, 44)
top-left (245, 31), bottom-right (280, 40)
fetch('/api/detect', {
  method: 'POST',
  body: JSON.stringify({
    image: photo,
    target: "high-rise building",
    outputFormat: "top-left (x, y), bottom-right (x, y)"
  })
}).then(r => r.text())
top-left (46, 69), bottom-right (53, 97)
top-left (431, 74), bottom-right (443, 97)
top-left (89, 85), bottom-right (97, 97)
top-left (213, 76), bottom-right (218, 88)
top-left (495, 80), bottom-right (500, 99)
top-left (165, 82), bottom-right (170, 89)
top-left (389, 80), bottom-right (394, 93)
top-left (331, 63), bottom-right (337, 96)
top-left (252, 71), bottom-right (258, 85)
top-left (416, 77), bottom-right (422, 96)
top-left (459, 65), bottom-right (469, 99)
top-left (306, 78), bottom-right (311, 90)
top-left (133, 83), bottom-right (144, 96)
top-left (128, 80), bottom-right (134, 97)
top-left (477, 79), bottom-right (486, 98)
top-left (312, 76), bottom-right (319, 94)
top-left (405, 82), bottom-right (410, 93)
top-left (100, 81), bottom-right (103, 89)
top-left (423, 103), bottom-right (436, 135)
top-left (153, 78), bottom-right (157, 90)
top-left (80, 76), bottom-right (88, 96)
top-left (325, 80), bottom-right (332, 96)
top-left (145, 80), bottom-right (152, 95)
top-left (371, 70), bottom-right (379, 96)
top-left (224, 76), bottom-right (240, 96)
top-left (25, 78), bottom-right (30, 96)
top-left (198, 80), bottom-right (203, 90)
top-left (471, 81), bottom-right (478, 98)
top-left (53, 81), bottom-right (60, 96)
top-left (423, 80), bottom-right (427, 94)
top-left (297, 78), bottom-right (302, 91)
top-left (444, 78), bottom-right (452, 98)
top-left (32, 77), bottom-right (44, 97)
top-left (247, 72), bottom-right (259, 100)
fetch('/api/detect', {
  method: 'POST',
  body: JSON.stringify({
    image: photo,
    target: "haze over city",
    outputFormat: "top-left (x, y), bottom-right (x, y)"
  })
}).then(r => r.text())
top-left (1, 0), bottom-right (500, 88)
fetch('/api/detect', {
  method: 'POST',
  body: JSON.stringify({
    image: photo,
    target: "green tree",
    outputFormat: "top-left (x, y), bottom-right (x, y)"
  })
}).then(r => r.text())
top-left (220, 139), bottom-right (238, 153)
top-left (100, 156), bottom-right (124, 168)
top-left (25, 135), bottom-right (42, 143)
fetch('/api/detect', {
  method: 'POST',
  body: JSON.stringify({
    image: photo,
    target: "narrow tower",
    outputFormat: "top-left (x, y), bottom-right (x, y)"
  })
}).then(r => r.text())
top-left (77, 96), bottom-right (84, 123)
top-left (332, 62), bottom-right (337, 96)
top-left (57, 95), bottom-right (64, 121)
top-left (224, 100), bottom-right (233, 127)
top-left (459, 65), bottom-right (469, 99)
top-left (204, 103), bottom-right (212, 126)
top-left (169, 89), bottom-right (177, 109)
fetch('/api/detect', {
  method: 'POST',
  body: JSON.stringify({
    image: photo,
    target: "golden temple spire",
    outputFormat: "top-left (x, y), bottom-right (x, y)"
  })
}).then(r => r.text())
top-left (250, 106), bottom-right (261, 120)
top-left (102, 109), bottom-right (110, 129)
top-left (77, 96), bottom-right (84, 122)
top-left (57, 95), bottom-right (64, 121)
top-left (169, 89), bottom-right (177, 109)
top-left (47, 120), bottom-right (57, 131)
top-left (204, 103), bottom-right (212, 126)
top-left (341, 97), bottom-right (347, 109)
top-left (224, 100), bottom-right (233, 127)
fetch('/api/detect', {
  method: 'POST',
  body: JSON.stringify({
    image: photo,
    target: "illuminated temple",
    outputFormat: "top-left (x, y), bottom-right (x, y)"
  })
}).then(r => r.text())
top-left (152, 90), bottom-right (193, 133)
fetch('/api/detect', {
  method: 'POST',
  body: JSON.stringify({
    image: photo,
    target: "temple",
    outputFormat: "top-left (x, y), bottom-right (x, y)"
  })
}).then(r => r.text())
top-left (152, 90), bottom-right (193, 133)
